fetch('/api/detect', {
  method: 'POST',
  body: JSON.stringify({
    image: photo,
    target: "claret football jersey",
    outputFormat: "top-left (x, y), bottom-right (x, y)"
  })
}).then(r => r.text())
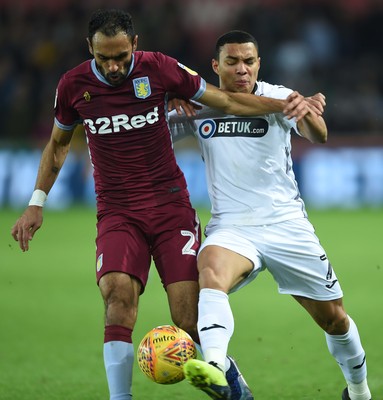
top-left (54, 51), bottom-right (206, 211)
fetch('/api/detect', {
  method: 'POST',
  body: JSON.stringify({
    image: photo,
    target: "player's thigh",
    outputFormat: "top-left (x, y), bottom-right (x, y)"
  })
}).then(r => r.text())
top-left (263, 218), bottom-right (343, 301)
top-left (152, 202), bottom-right (200, 288)
top-left (198, 244), bottom-right (253, 292)
top-left (95, 213), bottom-right (151, 291)
top-left (199, 227), bottom-right (262, 293)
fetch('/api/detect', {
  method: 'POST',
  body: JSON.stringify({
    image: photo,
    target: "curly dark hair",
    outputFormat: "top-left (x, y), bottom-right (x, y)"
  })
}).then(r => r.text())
top-left (88, 9), bottom-right (135, 42)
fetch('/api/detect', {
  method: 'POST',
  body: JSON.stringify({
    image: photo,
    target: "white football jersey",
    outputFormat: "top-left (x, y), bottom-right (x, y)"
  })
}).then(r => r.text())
top-left (169, 81), bottom-right (308, 226)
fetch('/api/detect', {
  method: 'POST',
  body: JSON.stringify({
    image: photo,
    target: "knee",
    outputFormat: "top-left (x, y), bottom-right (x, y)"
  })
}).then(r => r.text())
top-left (322, 313), bottom-right (349, 335)
top-left (99, 273), bottom-right (140, 327)
top-left (104, 293), bottom-right (138, 327)
top-left (199, 266), bottom-right (219, 287)
top-left (198, 261), bottom-right (231, 292)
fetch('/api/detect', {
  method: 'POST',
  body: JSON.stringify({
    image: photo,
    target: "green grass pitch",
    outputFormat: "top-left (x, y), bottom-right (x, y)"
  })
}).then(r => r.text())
top-left (1, 206), bottom-right (382, 399)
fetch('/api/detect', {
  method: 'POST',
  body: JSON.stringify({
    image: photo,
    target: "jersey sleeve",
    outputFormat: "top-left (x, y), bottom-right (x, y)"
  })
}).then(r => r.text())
top-left (156, 52), bottom-right (206, 101)
top-left (54, 75), bottom-right (82, 131)
top-left (258, 82), bottom-right (298, 133)
top-left (168, 110), bottom-right (198, 142)
top-left (168, 104), bottom-right (227, 142)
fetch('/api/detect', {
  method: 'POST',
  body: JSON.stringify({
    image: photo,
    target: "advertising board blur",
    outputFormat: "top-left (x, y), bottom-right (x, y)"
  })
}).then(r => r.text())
top-left (0, 147), bottom-right (382, 210)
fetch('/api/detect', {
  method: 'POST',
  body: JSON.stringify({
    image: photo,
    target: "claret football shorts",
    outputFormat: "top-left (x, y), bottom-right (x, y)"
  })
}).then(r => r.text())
top-left (201, 217), bottom-right (343, 300)
top-left (95, 201), bottom-right (200, 293)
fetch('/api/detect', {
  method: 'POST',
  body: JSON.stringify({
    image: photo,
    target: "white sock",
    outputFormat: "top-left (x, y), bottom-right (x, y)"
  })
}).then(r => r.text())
top-left (325, 315), bottom-right (371, 399)
top-left (195, 341), bottom-right (232, 372)
top-left (197, 288), bottom-right (234, 372)
top-left (348, 379), bottom-right (371, 400)
top-left (104, 341), bottom-right (134, 400)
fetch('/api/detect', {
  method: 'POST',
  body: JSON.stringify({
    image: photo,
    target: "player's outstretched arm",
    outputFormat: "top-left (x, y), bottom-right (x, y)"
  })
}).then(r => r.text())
top-left (11, 125), bottom-right (74, 252)
top-left (199, 83), bottom-right (288, 117)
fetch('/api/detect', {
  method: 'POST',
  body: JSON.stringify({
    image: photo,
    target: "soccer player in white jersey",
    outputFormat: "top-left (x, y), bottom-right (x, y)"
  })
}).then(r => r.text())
top-left (170, 31), bottom-right (372, 400)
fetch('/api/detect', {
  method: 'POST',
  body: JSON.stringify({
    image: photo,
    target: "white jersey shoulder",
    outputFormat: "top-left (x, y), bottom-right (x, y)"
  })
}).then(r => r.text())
top-left (169, 81), bottom-right (308, 226)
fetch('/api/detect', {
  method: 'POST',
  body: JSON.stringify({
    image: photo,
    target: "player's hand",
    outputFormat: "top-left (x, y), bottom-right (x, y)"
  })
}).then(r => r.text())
top-left (305, 93), bottom-right (326, 116)
top-left (168, 98), bottom-right (202, 117)
top-left (11, 206), bottom-right (43, 252)
top-left (283, 91), bottom-right (313, 122)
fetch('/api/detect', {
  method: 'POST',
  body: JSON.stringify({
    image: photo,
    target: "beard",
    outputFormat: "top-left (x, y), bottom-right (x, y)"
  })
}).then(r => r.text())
top-left (105, 71), bottom-right (127, 86)
top-left (96, 60), bottom-right (131, 86)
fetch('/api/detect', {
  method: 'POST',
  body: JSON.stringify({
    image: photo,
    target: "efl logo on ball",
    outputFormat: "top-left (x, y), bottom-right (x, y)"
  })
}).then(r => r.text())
top-left (137, 325), bottom-right (197, 384)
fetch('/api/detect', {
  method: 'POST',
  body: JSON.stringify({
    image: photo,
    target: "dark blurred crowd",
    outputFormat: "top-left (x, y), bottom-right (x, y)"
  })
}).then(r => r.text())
top-left (1, 0), bottom-right (383, 147)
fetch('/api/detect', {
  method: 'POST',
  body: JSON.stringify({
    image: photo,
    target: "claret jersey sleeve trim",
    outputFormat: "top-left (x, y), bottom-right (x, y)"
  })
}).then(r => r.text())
top-left (191, 78), bottom-right (206, 101)
top-left (54, 117), bottom-right (79, 131)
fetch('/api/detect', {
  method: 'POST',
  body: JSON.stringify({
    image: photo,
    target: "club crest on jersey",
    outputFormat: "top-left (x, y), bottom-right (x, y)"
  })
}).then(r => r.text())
top-left (83, 91), bottom-right (91, 102)
top-left (133, 77), bottom-right (151, 99)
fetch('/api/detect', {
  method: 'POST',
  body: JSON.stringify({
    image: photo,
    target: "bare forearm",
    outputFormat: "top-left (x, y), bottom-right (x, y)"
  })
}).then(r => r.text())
top-left (298, 112), bottom-right (327, 144)
top-left (200, 83), bottom-right (286, 117)
top-left (35, 137), bottom-right (71, 194)
top-left (285, 91), bottom-right (327, 143)
top-left (224, 91), bottom-right (285, 116)
top-left (11, 127), bottom-right (72, 252)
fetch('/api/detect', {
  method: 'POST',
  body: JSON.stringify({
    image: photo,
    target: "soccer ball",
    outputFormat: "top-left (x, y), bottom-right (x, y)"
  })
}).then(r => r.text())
top-left (137, 325), bottom-right (197, 384)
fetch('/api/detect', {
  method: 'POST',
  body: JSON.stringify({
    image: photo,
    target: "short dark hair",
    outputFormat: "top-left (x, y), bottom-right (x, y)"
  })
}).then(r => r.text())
top-left (88, 9), bottom-right (135, 42)
top-left (215, 30), bottom-right (259, 60)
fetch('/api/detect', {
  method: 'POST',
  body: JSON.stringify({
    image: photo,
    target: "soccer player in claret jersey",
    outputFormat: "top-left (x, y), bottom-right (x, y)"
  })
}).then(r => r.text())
top-left (10, 10), bottom-right (311, 400)
top-left (170, 31), bottom-right (373, 400)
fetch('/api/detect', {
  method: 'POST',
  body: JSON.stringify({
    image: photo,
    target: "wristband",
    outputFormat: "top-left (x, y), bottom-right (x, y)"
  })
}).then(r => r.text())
top-left (28, 189), bottom-right (47, 207)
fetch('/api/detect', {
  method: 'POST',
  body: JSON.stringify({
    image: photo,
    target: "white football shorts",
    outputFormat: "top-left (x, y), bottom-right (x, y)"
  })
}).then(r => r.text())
top-left (200, 217), bottom-right (343, 300)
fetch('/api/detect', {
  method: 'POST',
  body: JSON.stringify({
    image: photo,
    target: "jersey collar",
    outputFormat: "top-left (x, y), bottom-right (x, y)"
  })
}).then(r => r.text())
top-left (252, 82), bottom-right (258, 95)
top-left (90, 53), bottom-right (136, 86)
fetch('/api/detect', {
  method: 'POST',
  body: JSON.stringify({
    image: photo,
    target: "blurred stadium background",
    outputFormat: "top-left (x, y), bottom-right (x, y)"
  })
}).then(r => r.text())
top-left (1, 0), bottom-right (383, 210)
